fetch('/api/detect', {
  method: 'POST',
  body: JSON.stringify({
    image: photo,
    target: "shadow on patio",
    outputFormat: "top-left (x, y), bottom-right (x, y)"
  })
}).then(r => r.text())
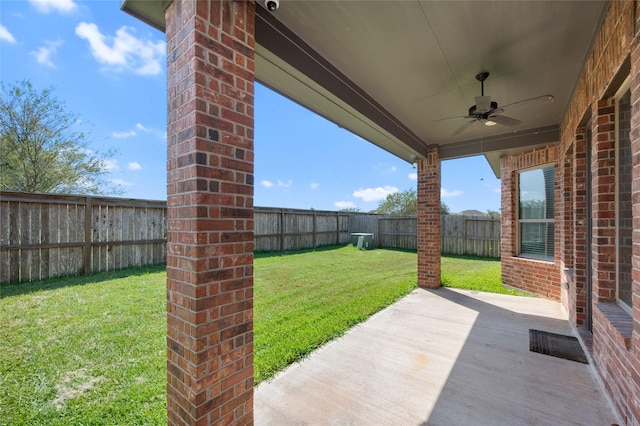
top-left (255, 288), bottom-right (620, 425)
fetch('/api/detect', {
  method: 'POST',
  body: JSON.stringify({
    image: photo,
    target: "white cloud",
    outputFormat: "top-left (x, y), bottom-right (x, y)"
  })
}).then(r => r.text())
top-left (441, 188), bottom-right (463, 198)
top-left (353, 185), bottom-right (398, 202)
top-left (31, 39), bottom-right (63, 68)
top-left (0, 25), bottom-right (16, 43)
top-left (110, 178), bottom-right (134, 187)
top-left (128, 162), bottom-right (142, 171)
top-left (102, 159), bottom-right (119, 171)
top-left (75, 22), bottom-right (166, 76)
top-left (261, 180), bottom-right (274, 188)
top-left (277, 179), bottom-right (292, 188)
top-left (112, 123), bottom-right (164, 140)
top-left (310, 183), bottom-right (319, 189)
top-left (375, 163), bottom-right (398, 175)
top-left (112, 130), bottom-right (136, 139)
top-left (136, 123), bottom-right (150, 132)
top-left (408, 172), bottom-right (417, 181)
top-left (334, 201), bottom-right (357, 209)
top-left (30, 0), bottom-right (77, 13)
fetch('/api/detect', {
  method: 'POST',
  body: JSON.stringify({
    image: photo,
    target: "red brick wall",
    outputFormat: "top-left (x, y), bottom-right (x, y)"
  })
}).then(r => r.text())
top-left (554, 1), bottom-right (640, 423)
top-left (417, 147), bottom-right (441, 289)
top-left (592, 98), bottom-right (617, 303)
top-left (165, 1), bottom-right (255, 424)
top-left (572, 129), bottom-right (589, 327)
top-left (500, 146), bottom-right (561, 300)
top-left (631, 10), bottom-right (640, 389)
top-left (593, 303), bottom-right (636, 424)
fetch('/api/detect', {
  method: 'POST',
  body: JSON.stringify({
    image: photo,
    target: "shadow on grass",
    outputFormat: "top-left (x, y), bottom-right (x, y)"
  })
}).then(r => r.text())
top-left (0, 263), bottom-right (167, 298)
top-left (254, 244), bottom-right (353, 259)
top-left (442, 253), bottom-right (501, 262)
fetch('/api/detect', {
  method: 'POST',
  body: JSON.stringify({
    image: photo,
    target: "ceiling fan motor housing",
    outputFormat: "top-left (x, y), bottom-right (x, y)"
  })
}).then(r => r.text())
top-left (469, 101), bottom-right (498, 118)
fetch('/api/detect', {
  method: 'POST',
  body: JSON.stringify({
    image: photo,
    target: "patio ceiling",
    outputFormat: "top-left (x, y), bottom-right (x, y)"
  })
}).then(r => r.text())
top-left (121, 0), bottom-right (608, 177)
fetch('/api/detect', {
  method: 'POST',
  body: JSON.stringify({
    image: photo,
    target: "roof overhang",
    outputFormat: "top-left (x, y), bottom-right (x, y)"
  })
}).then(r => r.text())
top-left (121, 0), bottom-right (608, 177)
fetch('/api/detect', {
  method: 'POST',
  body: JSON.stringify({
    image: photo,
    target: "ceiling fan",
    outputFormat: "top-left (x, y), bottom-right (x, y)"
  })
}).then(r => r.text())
top-left (439, 72), bottom-right (555, 136)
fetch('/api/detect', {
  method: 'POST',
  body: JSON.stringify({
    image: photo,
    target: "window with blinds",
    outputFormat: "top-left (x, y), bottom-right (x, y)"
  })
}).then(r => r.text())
top-left (518, 166), bottom-right (555, 260)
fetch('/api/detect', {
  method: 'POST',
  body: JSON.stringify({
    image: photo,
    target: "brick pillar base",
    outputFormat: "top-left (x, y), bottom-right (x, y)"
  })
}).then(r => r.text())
top-left (417, 147), bottom-right (441, 289)
top-left (165, 1), bottom-right (255, 424)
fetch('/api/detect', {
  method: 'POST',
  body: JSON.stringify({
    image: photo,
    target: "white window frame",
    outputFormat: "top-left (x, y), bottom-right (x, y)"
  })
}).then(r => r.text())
top-left (516, 164), bottom-right (555, 261)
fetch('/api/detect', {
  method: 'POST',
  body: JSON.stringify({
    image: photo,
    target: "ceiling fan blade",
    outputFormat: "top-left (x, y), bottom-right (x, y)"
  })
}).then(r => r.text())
top-left (451, 119), bottom-right (477, 136)
top-left (499, 95), bottom-right (554, 114)
top-left (432, 115), bottom-right (474, 123)
top-left (488, 114), bottom-right (521, 127)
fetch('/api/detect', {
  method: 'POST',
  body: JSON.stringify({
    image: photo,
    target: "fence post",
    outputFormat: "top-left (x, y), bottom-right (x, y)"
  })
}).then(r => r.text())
top-left (313, 210), bottom-right (317, 248)
top-left (83, 196), bottom-right (92, 275)
top-left (279, 209), bottom-right (284, 251)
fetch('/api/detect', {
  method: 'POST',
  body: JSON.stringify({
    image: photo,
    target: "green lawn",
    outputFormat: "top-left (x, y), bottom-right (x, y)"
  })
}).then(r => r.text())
top-left (0, 265), bottom-right (167, 426)
top-left (441, 254), bottom-right (530, 296)
top-left (1, 246), bottom-right (513, 424)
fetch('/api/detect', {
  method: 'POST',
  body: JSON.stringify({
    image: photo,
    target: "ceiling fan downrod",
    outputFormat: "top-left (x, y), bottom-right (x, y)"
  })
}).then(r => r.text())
top-left (476, 71), bottom-right (490, 96)
top-left (472, 72), bottom-right (495, 115)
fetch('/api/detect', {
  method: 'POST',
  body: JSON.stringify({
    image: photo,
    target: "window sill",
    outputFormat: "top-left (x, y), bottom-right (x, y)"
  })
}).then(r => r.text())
top-left (515, 255), bottom-right (555, 264)
top-left (595, 303), bottom-right (633, 350)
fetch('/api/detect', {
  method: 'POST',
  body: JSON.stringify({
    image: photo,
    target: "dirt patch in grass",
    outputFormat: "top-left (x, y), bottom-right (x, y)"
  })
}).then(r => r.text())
top-left (52, 369), bottom-right (103, 410)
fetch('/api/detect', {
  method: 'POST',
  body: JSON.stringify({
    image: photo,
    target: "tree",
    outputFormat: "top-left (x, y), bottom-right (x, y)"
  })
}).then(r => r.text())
top-left (0, 80), bottom-right (119, 194)
top-left (441, 202), bottom-right (450, 215)
top-left (377, 189), bottom-right (451, 215)
top-left (377, 189), bottom-right (417, 215)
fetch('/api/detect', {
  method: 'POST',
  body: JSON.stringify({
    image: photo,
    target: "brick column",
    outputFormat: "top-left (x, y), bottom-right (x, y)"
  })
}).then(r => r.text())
top-left (631, 33), bottom-right (640, 356)
top-left (500, 156), bottom-right (516, 285)
top-left (417, 147), bottom-right (441, 289)
top-left (591, 99), bottom-right (616, 303)
top-left (573, 128), bottom-right (588, 327)
top-left (165, 1), bottom-right (255, 424)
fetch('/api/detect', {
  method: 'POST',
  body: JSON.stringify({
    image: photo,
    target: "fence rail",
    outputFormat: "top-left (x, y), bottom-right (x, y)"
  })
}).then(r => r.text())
top-left (1, 191), bottom-right (500, 283)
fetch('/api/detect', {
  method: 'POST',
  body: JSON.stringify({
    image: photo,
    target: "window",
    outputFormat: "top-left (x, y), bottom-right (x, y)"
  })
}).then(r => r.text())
top-left (616, 81), bottom-right (632, 312)
top-left (518, 166), bottom-right (555, 260)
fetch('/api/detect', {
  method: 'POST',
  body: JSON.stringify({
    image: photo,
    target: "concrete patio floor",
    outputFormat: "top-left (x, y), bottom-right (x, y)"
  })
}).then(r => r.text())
top-left (255, 288), bottom-right (621, 425)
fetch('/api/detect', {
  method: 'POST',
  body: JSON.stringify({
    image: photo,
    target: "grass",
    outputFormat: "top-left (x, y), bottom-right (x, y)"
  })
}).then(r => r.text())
top-left (441, 254), bottom-right (531, 296)
top-left (0, 265), bottom-right (167, 426)
top-left (253, 245), bottom-right (417, 383)
top-left (1, 246), bottom-right (515, 424)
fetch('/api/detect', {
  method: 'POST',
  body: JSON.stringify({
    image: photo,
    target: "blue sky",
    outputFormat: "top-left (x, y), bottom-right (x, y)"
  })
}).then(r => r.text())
top-left (0, 0), bottom-right (500, 214)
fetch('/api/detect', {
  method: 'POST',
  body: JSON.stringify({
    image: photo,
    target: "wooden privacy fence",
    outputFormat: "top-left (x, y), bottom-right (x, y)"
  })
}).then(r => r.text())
top-left (0, 190), bottom-right (500, 283)
top-left (254, 207), bottom-right (351, 252)
top-left (441, 215), bottom-right (501, 258)
top-left (350, 213), bottom-right (500, 258)
top-left (0, 191), bottom-right (166, 284)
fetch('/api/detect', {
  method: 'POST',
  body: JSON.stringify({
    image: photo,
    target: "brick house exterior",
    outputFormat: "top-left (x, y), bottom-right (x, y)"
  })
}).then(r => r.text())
top-left (500, 2), bottom-right (640, 423)
top-left (122, 0), bottom-right (640, 424)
